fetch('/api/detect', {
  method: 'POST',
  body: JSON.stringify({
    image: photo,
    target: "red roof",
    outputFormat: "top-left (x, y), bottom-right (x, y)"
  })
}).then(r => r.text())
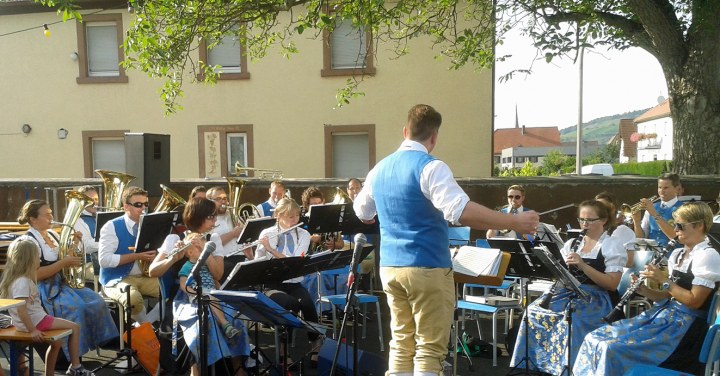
top-left (493, 127), bottom-right (562, 155)
top-left (634, 99), bottom-right (670, 123)
top-left (619, 119), bottom-right (637, 158)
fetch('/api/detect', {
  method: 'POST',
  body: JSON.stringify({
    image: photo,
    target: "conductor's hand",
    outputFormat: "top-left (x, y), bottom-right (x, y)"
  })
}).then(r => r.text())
top-left (565, 252), bottom-right (587, 270)
top-left (30, 328), bottom-right (45, 343)
top-left (509, 211), bottom-right (539, 235)
top-left (61, 256), bottom-right (82, 267)
top-left (640, 264), bottom-right (668, 284)
top-left (136, 251), bottom-right (157, 262)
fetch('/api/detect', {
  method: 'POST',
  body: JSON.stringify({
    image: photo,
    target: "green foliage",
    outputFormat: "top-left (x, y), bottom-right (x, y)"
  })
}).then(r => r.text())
top-left (612, 161), bottom-right (673, 176)
top-left (540, 149), bottom-right (576, 175)
top-left (585, 143), bottom-right (620, 164)
top-left (498, 161), bottom-right (542, 177)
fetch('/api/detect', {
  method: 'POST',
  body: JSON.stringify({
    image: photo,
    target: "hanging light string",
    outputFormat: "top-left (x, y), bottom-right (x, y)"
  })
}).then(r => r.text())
top-left (0, 2), bottom-right (128, 38)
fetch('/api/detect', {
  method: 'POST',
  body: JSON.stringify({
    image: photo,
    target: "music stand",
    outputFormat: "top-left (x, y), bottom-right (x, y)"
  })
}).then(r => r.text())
top-left (135, 212), bottom-right (180, 251)
top-left (339, 204), bottom-right (380, 236)
top-left (306, 204), bottom-right (346, 235)
top-left (220, 257), bottom-right (305, 291)
top-left (95, 211), bottom-right (124, 242)
top-left (235, 217), bottom-right (275, 244)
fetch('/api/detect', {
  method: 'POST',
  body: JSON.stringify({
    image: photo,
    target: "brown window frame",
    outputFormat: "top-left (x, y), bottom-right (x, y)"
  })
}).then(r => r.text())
top-left (198, 27), bottom-right (250, 81)
top-left (75, 14), bottom-right (129, 84)
top-left (321, 8), bottom-right (376, 77)
top-left (82, 130), bottom-right (129, 177)
top-left (324, 124), bottom-right (376, 178)
top-left (197, 125), bottom-right (255, 178)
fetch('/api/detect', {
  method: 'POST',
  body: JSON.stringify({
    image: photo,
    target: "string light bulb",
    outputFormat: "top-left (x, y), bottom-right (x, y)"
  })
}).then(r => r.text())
top-left (43, 24), bottom-right (50, 37)
top-left (127, 2), bottom-right (135, 14)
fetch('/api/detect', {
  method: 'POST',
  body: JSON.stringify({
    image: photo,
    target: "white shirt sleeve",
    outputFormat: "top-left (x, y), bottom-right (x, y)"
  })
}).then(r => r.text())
top-left (158, 234), bottom-right (181, 255)
top-left (98, 220), bottom-right (121, 268)
top-left (254, 227), bottom-right (278, 259)
top-left (690, 247), bottom-right (720, 288)
top-left (420, 160), bottom-right (471, 225)
top-left (641, 211), bottom-right (651, 237)
top-left (74, 219), bottom-right (99, 255)
top-left (354, 168), bottom-right (378, 222)
top-left (257, 205), bottom-right (266, 218)
top-left (600, 236), bottom-right (628, 273)
top-left (293, 229), bottom-right (311, 257)
top-left (612, 225), bottom-right (637, 250)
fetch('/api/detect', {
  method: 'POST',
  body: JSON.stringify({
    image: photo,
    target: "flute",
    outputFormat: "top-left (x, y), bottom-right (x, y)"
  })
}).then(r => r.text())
top-left (226, 223), bottom-right (304, 257)
top-left (167, 226), bottom-right (219, 258)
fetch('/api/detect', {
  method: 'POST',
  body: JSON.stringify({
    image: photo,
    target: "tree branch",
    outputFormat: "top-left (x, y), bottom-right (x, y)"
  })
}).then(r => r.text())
top-left (627, 0), bottom-right (686, 71)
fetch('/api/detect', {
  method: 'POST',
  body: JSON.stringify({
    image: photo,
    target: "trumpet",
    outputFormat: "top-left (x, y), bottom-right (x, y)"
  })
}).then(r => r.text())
top-left (619, 195), bottom-right (661, 219)
top-left (166, 226), bottom-right (220, 259)
top-left (226, 223), bottom-right (304, 257)
top-left (234, 161), bottom-right (282, 180)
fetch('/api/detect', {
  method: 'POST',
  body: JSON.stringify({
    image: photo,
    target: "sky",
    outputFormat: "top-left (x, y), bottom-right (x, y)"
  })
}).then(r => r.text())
top-left (494, 27), bottom-right (669, 130)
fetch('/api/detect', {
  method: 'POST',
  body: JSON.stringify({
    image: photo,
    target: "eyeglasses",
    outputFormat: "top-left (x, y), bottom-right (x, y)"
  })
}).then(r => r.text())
top-left (212, 196), bottom-right (228, 202)
top-left (206, 214), bottom-right (217, 220)
top-left (674, 221), bottom-right (701, 231)
top-left (577, 217), bottom-right (601, 224)
top-left (129, 202), bottom-right (149, 208)
top-left (508, 195), bottom-right (522, 200)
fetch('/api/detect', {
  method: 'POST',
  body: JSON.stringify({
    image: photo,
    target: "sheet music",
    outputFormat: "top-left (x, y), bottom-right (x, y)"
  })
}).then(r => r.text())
top-left (452, 246), bottom-right (502, 277)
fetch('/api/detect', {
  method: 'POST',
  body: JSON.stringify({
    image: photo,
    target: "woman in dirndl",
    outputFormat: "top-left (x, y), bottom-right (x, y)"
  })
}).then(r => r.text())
top-left (574, 201), bottom-right (720, 376)
top-left (17, 200), bottom-right (118, 359)
top-left (510, 200), bottom-right (626, 375)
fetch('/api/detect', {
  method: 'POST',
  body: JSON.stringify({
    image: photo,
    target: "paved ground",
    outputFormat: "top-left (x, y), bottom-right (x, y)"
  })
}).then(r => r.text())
top-left (0, 288), bottom-right (519, 376)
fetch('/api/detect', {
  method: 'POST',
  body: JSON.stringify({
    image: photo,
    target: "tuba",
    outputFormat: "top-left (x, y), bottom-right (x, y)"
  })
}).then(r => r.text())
top-left (226, 177), bottom-right (261, 228)
top-left (154, 184), bottom-right (187, 212)
top-left (95, 170), bottom-right (137, 211)
top-left (331, 187), bottom-right (352, 204)
top-left (58, 191), bottom-right (95, 289)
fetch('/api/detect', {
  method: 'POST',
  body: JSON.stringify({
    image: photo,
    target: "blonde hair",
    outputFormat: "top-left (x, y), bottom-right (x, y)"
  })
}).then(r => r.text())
top-left (673, 202), bottom-right (713, 235)
top-left (0, 240), bottom-right (39, 299)
top-left (17, 200), bottom-right (48, 225)
top-left (507, 185), bottom-right (525, 196)
top-left (274, 198), bottom-right (301, 219)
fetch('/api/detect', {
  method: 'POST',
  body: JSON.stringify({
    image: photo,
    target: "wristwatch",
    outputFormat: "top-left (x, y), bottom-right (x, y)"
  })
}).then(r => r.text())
top-left (662, 281), bottom-right (671, 290)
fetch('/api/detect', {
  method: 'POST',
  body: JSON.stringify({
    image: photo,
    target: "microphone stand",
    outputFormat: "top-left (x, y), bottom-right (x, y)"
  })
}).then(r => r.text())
top-left (194, 257), bottom-right (211, 376)
top-left (506, 278), bottom-right (544, 376)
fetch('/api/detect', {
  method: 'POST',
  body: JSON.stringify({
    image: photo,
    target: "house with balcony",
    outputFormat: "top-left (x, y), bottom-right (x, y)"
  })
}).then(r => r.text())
top-left (633, 99), bottom-right (673, 162)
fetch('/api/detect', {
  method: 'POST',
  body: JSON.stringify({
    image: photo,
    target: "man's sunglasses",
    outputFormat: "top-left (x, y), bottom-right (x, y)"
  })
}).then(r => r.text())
top-left (508, 195), bottom-right (522, 200)
top-left (129, 202), bottom-right (149, 208)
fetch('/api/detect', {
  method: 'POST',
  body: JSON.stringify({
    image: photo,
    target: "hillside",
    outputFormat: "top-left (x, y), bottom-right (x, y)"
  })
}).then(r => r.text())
top-left (559, 108), bottom-right (650, 145)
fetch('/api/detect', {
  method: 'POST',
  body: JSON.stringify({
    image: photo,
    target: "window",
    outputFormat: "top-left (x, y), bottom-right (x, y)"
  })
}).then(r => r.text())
top-left (516, 157), bottom-right (525, 163)
top-left (76, 14), bottom-right (128, 84)
top-left (322, 12), bottom-right (375, 77)
top-left (82, 130), bottom-right (129, 177)
top-left (198, 125), bottom-right (254, 178)
top-left (493, 156), bottom-right (500, 164)
top-left (653, 154), bottom-right (658, 161)
top-left (529, 156), bottom-right (539, 163)
top-left (324, 125), bottom-right (376, 178)
top-left (198, 24), bottom-right (250, 80)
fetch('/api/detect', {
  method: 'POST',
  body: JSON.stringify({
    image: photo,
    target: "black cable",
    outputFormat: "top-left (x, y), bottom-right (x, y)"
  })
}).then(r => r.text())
top-left (0, 2), bottom-right (126, 38)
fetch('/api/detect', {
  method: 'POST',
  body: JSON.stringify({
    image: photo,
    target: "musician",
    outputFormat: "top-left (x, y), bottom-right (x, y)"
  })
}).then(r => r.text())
top-left (632, 172), bottom-right (684, 246)
top-left (73, 185), bottom-right (100, 281)
top-left (206, 186), bottom-right (244, 257)
top-left (189, 185), bottom-right (207, 200)
top-left (98, 186), bottom-right (159, 320)
top-left (254, 198), bottom-right (322, 364)
top-left (486, 185), bottom-right (531, 239)
top-left (354, 104), bottom-right (538, 376)
top-left (257, 180), bottom-right (286, 218)
top-left (347, 178), bottom-right (362, 201)
top-left (510, 200), bottom-right (627, 375)
top-left (596, 191), bottom-right (637, 267)
top-left (17, 200), bottom-right (118, 360)
top-left (301, 187), bottom-right (344, 251)
top-left (575, 202), bottom-right (720, 375)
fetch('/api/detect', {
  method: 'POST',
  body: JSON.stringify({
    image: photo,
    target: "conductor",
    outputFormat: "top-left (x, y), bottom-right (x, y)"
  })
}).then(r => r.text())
top-left (354, 104), bottom-right (538, 376)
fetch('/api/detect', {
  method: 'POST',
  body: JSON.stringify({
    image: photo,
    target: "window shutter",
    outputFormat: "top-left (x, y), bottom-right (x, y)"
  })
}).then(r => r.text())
top-left (332, 133), bottom-right (369, 178)
top-left (208, 26), bottom-right (242, 73)
top-left (87, 23), bottom-right (119, 77)
top-left (330, 20), bottom-right (367, 69)
top-left (92, 139), bottom-right (126, 172)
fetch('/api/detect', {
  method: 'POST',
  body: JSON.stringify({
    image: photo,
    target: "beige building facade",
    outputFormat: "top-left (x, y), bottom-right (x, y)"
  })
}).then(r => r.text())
top-left (0, 2), bottom-right (492, 180)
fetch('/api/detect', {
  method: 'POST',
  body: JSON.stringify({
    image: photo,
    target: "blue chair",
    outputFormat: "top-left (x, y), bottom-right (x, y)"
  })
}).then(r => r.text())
top-left (457, 298), bottom-right (522, 367)
top-left (475, 239), bottom-right (490, 248)
top-left (449, 226), bottom-right (470, 246)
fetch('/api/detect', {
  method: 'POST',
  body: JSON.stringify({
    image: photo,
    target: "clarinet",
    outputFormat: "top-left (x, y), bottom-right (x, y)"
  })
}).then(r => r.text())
top-left (538, 229), bottom-right (587, 309)
top-left (603, 237), bottom-right (679, 324)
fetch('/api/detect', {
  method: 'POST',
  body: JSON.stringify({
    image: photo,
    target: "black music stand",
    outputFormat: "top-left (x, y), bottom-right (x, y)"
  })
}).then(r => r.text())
top-left (306, 204), bottom-right (346, 235)
top-left (135, 212), bottom-right (180, 251)
top-left (220, 257), bottom-right (305, 291)
top-left (235, 217), bottom-right (275, 244)
top-left (488, 239), bottom-right (554, 376)
top-left (95, 211), bottom-right (124, 241)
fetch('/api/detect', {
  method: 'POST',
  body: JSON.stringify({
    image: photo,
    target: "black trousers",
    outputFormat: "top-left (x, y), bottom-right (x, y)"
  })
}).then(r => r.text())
top-left (264, 282), bottom-right (320, 342)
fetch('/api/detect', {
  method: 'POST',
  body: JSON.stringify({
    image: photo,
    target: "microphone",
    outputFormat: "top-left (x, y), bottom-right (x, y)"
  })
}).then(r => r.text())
top-left (190, 241), bottom-right (217, 277)
top-left (347, 233), bottom-right (367, 287)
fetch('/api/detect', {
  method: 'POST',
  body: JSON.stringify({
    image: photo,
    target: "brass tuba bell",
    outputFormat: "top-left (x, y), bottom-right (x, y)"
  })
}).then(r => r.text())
top-left (154, 184), bottom-right (187, 213)
top-left (226, 177), bottom-right (261, 227)
top-left (95, 170), bottom-right (137, 211)
top-left (57, 191), bottom-right (95, 289)
top-left (331, 187), bottom-right (353, 204)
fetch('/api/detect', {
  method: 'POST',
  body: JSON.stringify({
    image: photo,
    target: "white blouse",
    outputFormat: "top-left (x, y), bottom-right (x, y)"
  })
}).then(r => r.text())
top-left (611, 225), bottom-right (637, 250)
top-left (255, 225), bottom-right (310, 284)
top-left (668, 239), bottom-right (720, 289)
top-left (561, 232), bottom-right (628, 274)
top-left (21, 227), bottom-right (59, 263)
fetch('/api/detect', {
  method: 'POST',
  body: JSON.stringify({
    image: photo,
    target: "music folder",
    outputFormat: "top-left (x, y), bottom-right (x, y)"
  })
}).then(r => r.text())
top-left (487, 238), bottom-right (558, 281)
top-left (94, 211), bottom-right (124, 242)
top-left (235, 217), bottom-right (275, 244)
top-left (135, 211), bottom-right (180, 251)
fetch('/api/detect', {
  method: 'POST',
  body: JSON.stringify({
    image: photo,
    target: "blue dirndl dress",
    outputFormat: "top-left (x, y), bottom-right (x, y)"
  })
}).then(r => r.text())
top-left (510, 234), bottom-right (626, 376)
top-left (24, 231), bottom-right (118, 358)
top-left (573, 242), bottom-right (720, 376)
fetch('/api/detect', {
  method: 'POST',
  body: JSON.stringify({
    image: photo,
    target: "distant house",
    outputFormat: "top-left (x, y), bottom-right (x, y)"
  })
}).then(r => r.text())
top-left (500, 144), bottom-right (602, 169)
top-left (634, 99), bottom-right (673, 162)
top-left (493, 125), bottom-right (562, 164)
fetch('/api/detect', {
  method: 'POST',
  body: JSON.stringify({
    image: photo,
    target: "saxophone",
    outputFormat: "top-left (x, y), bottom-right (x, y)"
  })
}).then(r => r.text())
top-left (57, 191), bottom-right (95, 289)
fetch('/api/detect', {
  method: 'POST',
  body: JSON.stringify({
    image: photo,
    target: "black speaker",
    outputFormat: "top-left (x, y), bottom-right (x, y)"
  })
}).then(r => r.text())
top-left (125, 133), bottom-right (171, 197)
top-left (317, 339), bottom-right (387, 376)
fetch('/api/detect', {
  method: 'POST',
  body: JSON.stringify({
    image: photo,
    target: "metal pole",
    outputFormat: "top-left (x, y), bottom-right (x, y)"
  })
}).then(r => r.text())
top-left (576, 47), bottom-right (584, 175)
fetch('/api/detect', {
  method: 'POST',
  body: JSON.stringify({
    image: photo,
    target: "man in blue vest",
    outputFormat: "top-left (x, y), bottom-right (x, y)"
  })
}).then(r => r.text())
top-left (486, 184), bottom-right (532, 239)
top-left (257, 180), bottom-right (286, 218)
top-left (74, 185), bottom-right (100, 281)
top-left (632, 172), bottom-right (684, 246)
top-left (98, 186), bottom-right (159, 320)
top-left (354, 104), bottom-right (539, 376)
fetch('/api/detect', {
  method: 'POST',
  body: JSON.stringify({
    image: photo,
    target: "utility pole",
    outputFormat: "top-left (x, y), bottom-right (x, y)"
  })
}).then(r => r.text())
top-left (576, 46), bottom-right (584, 175)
